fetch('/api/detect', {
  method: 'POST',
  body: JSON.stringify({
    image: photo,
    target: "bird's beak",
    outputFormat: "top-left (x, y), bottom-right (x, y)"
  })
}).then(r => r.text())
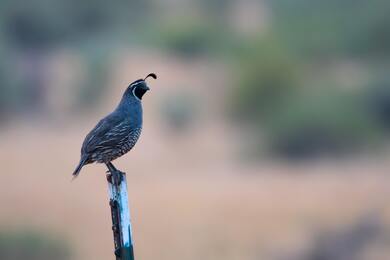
top-left (144, 85), bottom-right (150, 91)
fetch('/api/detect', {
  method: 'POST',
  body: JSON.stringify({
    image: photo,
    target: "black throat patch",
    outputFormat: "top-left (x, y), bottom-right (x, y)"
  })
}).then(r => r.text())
top-left (133, 86), bottom-right (147, 100)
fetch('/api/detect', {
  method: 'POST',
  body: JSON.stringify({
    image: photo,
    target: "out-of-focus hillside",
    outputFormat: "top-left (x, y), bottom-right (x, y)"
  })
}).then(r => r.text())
top-left (1, 122), bottom-right (390, 260)
top-left (1, 0), bottom-right (390, 259)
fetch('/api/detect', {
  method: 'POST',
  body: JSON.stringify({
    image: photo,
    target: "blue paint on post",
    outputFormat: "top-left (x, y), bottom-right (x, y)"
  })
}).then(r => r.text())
top-left (108, 173), bottom-right (135, 260)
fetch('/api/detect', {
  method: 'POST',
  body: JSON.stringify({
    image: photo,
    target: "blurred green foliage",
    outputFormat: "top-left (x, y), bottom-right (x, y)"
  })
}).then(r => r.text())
top-left (363, 78), bottom-right (390, 130)
top-left (149, 19), bottom-right (231, 57)
top-left (0, 0), bottom-right (389, 158)
top-left (230, 0), bottom-right (390, 158)
top-left (268, 0), bottom-right (390, 58)
top-left (0, 0), bottom-right (155, 116)
top-left (0, 0), bottom-right (153, 49)
top-left (0, 230), bottom-right (71, 260)
top-left (264, 90), bottom-right (382, 158)
top-left (230, 37), bottom-right (301, 121)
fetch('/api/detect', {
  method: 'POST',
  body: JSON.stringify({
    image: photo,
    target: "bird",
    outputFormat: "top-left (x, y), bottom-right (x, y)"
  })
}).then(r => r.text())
top-left (72, 73), bottom-right (157, 180)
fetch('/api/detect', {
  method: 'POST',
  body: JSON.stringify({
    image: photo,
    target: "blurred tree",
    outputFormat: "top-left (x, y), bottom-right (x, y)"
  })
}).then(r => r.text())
top-left (228, 0), bottom-right (390, 159)
top-left (365, 78), bottom-right (390, 130)
top-left (268, 0), bottom-right (390, 58)
top-left (230, 37), bottom-right (301, 122)
top-left (263, 89), bottom-right (382, 159)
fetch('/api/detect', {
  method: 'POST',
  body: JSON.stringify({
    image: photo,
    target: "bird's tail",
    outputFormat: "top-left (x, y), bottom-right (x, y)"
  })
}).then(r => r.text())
top-left (72, 157), bottom-right (87, 181)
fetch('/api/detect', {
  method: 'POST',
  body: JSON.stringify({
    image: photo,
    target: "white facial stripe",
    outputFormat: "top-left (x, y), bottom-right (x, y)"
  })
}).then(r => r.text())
top-left (132, 86), bottom-right (142, 101)
top-left (130, 81), bottom-right (143, 87)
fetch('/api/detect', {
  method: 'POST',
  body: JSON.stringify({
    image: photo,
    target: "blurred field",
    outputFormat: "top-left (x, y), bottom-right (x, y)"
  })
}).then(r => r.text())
top-left (1, 119), bottom-right (390, 259)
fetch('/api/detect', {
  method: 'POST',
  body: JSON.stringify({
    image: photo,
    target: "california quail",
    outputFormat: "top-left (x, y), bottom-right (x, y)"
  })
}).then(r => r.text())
top-left (72, 73), bottom-right (157, 179)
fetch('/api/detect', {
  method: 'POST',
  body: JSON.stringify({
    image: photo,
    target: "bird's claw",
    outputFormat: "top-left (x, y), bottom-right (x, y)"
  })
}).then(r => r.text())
top-left (106, 165), bottom-right (125, 185)
top-left (111, 170), bottom-right (124, 186)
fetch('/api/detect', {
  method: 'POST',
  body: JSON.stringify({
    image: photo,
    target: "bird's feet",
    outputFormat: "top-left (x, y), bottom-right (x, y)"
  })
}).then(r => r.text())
top-left (105, 162), bottom-right (125, 185)
top-left (106, 170), bottom-right (125, 186)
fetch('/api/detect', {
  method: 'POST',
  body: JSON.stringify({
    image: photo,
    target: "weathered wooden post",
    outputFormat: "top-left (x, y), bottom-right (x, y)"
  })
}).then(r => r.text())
top-left (106, 170), bottom-right (135, 260)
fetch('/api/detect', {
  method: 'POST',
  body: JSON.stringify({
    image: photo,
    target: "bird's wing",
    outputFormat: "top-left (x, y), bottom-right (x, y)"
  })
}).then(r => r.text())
top-left (81, 113), bottom-right (130, 154)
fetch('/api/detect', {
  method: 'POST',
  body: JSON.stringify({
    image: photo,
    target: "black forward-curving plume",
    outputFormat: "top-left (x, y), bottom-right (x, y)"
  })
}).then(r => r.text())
top-left (72, 73), bottom-right (157, 178)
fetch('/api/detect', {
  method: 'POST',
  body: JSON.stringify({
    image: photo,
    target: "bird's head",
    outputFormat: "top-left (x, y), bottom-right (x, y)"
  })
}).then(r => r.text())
top-left (124, 73), bottom-right (157, 101)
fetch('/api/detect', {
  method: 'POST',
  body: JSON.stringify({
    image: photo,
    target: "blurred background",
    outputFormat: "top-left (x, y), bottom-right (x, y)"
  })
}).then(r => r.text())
top-left (1, 0), bottom-right (390, 259)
